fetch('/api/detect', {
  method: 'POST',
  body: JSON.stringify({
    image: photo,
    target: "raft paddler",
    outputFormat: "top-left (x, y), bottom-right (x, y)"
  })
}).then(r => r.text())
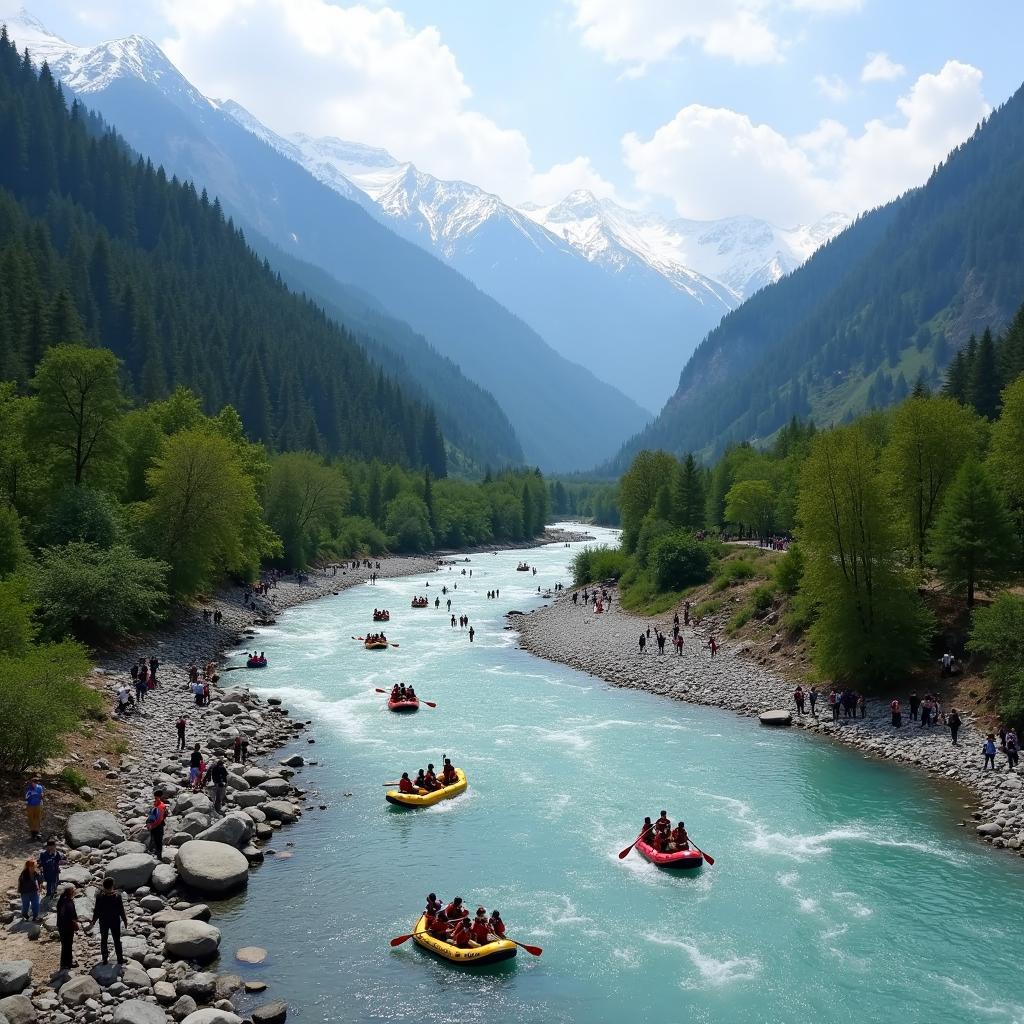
top-left (667, 822), bottom-right (690, 852)
top-left (444, 897), bottom-right (468, 922)
top-left (425, 893), bottom-right (443, 916)
top-left (488, 910), bottom-right (505, 939)
top-left (655, 810), bottom-right (671, 838)
top-left (414, 769), bottom-right (427, 790)
top-left (449, 917), bottom-right (473, 948)
top-left (398, 773), bottom-right (414, 794)
top-left (390, 684), bottom-right (400, 701)
top-left (423, 764), bottom-right (440, 791)
top-left (406, 686), bottom-right (417, 700)
top-left (470, 908), bottom-right (490, 945)
top-left (441, 758), bottom-right (457, 785)
top-left (639, 816), bottom-right (654, 844)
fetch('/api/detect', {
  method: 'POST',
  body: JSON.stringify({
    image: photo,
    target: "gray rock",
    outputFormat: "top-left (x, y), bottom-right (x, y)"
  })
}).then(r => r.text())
top-left (169, 997), bottom-right (196, 1022)
top-left (175, 843), bottom-right (249, 894)
top-left (59, 977), bottom-right (101, 1007)
top-left (60, 866), bottom-right (94, 887)
top-left (233, 948), bottom-right (266, 965)
top-left (89, 966), bottom-right (124, 988)
top-left (229, 793), bottom-right (264, 809)
top-left (163, 921), bottom-right (221, 961)
top-left (758, 710), bottom-right (793, 726)
top-left (279, 756), bottom-right (304, 768)
top-left (259, 802), bottom-right (297, 824)
top-left (153, 984), bottom-right (176, 1006)
top-left (176, 974), bottom-right (216, 1004)
top-left (212, 977), bottom-right (241, 1002)
top-left (66, 812), bottom-right (125, 849)
top-left (172, 795), bottom-right (212, 817)
top-left (139, 895), bottom-right (165, 913)
top-left (977, 822), bottom-right (1003, 837)
top-left (120, 935), bottom-right (150, 963)
top-left (105, 854), bottom-right (158, 890)
top-left (257, 780), bottom-right (291, 799)
top-left (240, 769), bottom-right (269, 787)
top-left (224, 776), bottom-right (248, 792)
top-left (150, 864), bottom-right (179, 895)
top-left (0, 964), bottom-right (32, 997)
top-left (120, 965), bottom-right (153, 991)
top-left (0, 995), bottom-right (34, 1024)
top-left (180, 1011), bottom-right (241, 1024)
top-left (250, 1002), bottom-right (286, 1024)
top-left (152, 905), bottom-right (211, 928)
top-left (194, 816), bottom-right (250, 849)
top-left (112, 1001), bottom-right (166, 1024)
top-left (113, 842), bottom-right (148, 857)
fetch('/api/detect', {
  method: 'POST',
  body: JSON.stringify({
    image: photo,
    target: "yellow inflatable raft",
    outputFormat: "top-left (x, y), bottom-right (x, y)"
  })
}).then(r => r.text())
top-left (385, 768), bottom-right (467, 807)
top-left (412, 915), bottom-right (516, 966)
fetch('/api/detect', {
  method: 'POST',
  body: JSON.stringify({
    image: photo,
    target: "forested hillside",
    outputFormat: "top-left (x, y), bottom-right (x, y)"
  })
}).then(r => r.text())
top-left (0, 31), bottom-right (446, 474)
top-left (612, 79), bottom-right (1024, 468)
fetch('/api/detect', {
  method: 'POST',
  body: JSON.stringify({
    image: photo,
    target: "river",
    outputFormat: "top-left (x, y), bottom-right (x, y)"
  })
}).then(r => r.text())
top-left (214, 526), bottom-right (1024, 1024)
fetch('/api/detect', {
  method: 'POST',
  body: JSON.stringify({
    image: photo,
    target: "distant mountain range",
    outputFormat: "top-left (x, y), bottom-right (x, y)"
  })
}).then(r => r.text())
top-left (610, 78), bottom-right (1024, 471)
top-left (2, 8), bottom-right (651, 471)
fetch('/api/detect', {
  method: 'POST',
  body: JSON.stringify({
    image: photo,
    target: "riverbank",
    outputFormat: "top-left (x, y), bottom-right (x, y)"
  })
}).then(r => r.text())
top-left (0, 554), bottom-right (436, 1024)
top-left (511, 587), bottom-right (1024, 859)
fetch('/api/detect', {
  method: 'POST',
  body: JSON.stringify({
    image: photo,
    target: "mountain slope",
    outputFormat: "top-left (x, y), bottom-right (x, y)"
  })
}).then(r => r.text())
top-left (611, 82), bottom-right (1024, 470)
top-left (0, 30), bottom-right (445, 472)
top-left (3, 10), bottom-right (648, 470)
top-left (276, 134), bottom-right (732, 411)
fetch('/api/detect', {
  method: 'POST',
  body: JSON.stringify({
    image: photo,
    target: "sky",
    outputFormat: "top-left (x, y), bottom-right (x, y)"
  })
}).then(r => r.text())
top-left (9, 0), bottom-right (1024, 225)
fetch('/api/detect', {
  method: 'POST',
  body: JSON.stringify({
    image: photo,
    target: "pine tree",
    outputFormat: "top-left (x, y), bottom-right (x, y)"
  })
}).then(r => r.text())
top-left (672, 453), bottom-right (705, 531)
top-left (931, 461), bottom-right (1017, 608)
top-left (943, 348), bottom-right (968, 403)
top-left (968, 327), bottom-right (1001, 419)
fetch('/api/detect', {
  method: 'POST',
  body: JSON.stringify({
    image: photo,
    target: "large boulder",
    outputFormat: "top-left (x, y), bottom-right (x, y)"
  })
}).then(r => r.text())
top-left (152, 906), bottom-right (211, 929)
top-left (758, 710), bottom-right (793, 727)
top-left (176, 973), bottom-right (216, 1003)
top-left (65, 811), bottom-right (125, 848)
top-left (258, 780), bottom-right (291, 798)
top-left (151, 864), bottom-right (179, 894)
top-left (113, 1001), bottom-right (167, 1024)
top-left (105, 853), bottom-right (158, 890)
top-left (59, 865), bottom-right (94, 887)
top-left (241, 768), bottom-right (269, 787)
top-left (0, 964), bottom-right (31, 997)
top-left (181, 1012), bottom-right (241, 1024)
top-left (213, 976), bottom-right (242, 1001)
top-left (260, 802), bottom-right (297, 824)
top-left (164, 921), bottom-right (221, 961)
top-left (175, 842), bottom-right (249, 894)
top-left (59, 976), bottom-right (101, 1006)
top-left (279, 756), bottom-right (303, 768)
top-left (173, 794), bottom-right (212, 817)
top-left (225, 775), bottom-right (249, 792)
top-left (195, 815), bottom-right (250, 848)
top-left (153, 982), bottom-right (177, 1006)
top-left (230, 792), bottom-right (264, 809)
top-left (0, 995), bottom-right (34, 1024)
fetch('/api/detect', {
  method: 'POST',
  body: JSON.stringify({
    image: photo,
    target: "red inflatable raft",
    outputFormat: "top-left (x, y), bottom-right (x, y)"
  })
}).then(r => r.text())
top-left (636, 839), bottom-right (703, 869)
top-left (387, 697), bottom-right (420, 713)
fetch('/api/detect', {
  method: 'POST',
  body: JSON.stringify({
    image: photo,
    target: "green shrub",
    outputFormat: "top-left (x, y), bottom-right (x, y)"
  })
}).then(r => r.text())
top-left (571, 545), bottom-right (628, 586)
top-left (774, 544), bottom-right (804, 595)
top-left (713, 558), bottom-right (756, 591)
top-left (727, 605), bottom-right (753, 633)
top-left (634, 515), bottom-right (674, 570)
top-left (752, 584), bottom-right (776, 613)
top-left (649, 531), bottom-right (715, 591)
top-left (31, 541), bottom-right (170, 641)
top-left (0, 503), bottom-right (30, 577)
top-left (329, 516), bottom-right (389, 557)
top-left (694, 597), bottom-right (724, 619)
top-left (43, 486), bottom-right (119, 548)
top-left (59, 766), bottom-right (88, 793)
top-left (970, 594), bottom-right (1024, 725)
top-left (783, 592), bottom-right (816, 636)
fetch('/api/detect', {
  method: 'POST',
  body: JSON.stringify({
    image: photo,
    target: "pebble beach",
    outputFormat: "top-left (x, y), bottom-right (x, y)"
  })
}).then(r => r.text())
top-left (512, 586), bottom-right (1024, 858)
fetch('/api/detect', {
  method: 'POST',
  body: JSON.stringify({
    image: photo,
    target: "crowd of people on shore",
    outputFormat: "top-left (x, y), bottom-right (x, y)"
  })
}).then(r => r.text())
top-left (422, 894), bottom-right (506, 947)
top-left (397, 758), bottom-right (459, 794)
top-left (639, 812), bottom-right (690, 853)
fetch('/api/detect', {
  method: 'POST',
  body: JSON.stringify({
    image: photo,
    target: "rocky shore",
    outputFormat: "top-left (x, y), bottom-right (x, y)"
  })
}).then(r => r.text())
top-left (511, 588), bottom-right (1024, 859)
top-left (0, 556), bottom-right (436, 1024)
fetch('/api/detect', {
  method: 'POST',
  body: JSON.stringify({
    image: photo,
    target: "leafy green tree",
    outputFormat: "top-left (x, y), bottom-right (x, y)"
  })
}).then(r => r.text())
top-left (883, 395), bottom-right (981, 566)
top-left (30, 344), bottom-right (125, 487)
top-left (0, 502), bottom-right (29, 578)
top-left (384, 493), bottom-right (434, 551)
top-left (970, 594), bottom-right (1024, 725)
top-left (146, 428), bottom-right (276, 595)
top-left (31, 542), bottom-right (169, 640)
top-left (672, 453), bottom-right (705, 531)
top-left (724, 479), bottom-right (776, 542)
top-left (264, 452), bottom-right (349, 568)
top-left (649, 532), bottom-right (714, 591)
top-left (930, 461), bottom-right (1016, 608)
top-left (0, 575), bottom-right (35, 656)
top-left (619, 451), bottom-right (678, 553)
top-left (988, 376), bottom-right (1024, 551)
top-left (774, 543), bottom-right (804, 596)
top-left (0, 384), bottom-right (41, 512)
top-left (43, 486), bottom-right (119, 548)
top-left (797, 424), bottom-right (931, 683)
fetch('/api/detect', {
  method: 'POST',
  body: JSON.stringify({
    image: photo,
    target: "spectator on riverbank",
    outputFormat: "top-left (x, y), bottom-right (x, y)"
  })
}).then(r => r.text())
top-left (17, 859), bottom-right (42, 921)
top-left (983, 734), bottom-right (997, 770)
top-left (176, 716), bottom-right (187, 750)
top-left (88, 877), bottom-right (128, 966)
top-left (25, 776), bottom-right (44, 840)
top-left (809, 686), bottom-right (818, 716)
top-left (890, 698), bottom-right (902, 728)
top-left (1005, 728), bottom-right (1019, 769)
top-left (146, 791), bottom-right (167, 859)
top-left (794, 686), bottom-right (805, 715)
top-left (909, 691), bottom-right (920, 721)
top-left (638, 634), bottom-right (646, 654)
top-left (209, 759), bottom-right (229, 812)
top-left (948, 709), bottom-right (962, 745)
top-left (56, 886), bottom-right (79, 970)
top-left (39, 837), bottom-right (62, 901)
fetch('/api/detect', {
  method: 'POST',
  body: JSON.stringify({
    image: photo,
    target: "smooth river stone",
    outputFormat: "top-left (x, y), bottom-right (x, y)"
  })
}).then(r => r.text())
top-left (234, 947), bottom-right (267, 965)
top-left (759, 710), bottom-right (793, 726)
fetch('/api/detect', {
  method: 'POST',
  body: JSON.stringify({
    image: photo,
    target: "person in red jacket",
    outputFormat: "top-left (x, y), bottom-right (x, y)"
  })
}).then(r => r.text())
top-left (398, 773), bottom-right (414, 794)
top-left (655, 810), bottom-right (671, 838)
top-left (470, 907), bottom-right (490, 945)
top-left (449, 917), bottom-right (472, 947)
top-left (444, 897), bottom-right (468, 922)
top-left (488, 910), bottom-right (506, 939)
top-left (423, 764), bottom-right (440, 791)
top-left (668, 821), bottom-right (690, 852)
top-left (441, 759), bottom-right (457, 785)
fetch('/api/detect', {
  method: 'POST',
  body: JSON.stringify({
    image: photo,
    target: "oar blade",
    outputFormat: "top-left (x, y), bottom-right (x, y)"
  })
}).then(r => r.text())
top-left (424, 701), bottom-right (437, 708)
top-left (389, 933), bottom-right (413, 947)
top-left (520, 942), bottom-right (543, 956)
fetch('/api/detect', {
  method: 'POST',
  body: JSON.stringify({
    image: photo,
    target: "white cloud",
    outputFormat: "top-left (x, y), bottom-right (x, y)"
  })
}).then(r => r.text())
top-left (861, 51), bottom-right (906, 82)
top-left (622, 60), bottom-right (990, 224)
top-left (814, 73), bottom-right (849, 101)
top-left (156, 0), bottom-right (593, 203)
top-left (569, 0), bottom-right (862, 73)
top-left (526, 156), bottom-right (618, 205)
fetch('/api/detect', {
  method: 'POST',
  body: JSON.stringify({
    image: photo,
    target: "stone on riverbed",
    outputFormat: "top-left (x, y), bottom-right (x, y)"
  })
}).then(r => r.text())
top-left (976, 822), bottom-right (1003, 837)
top-left (112, 1000), bottom-right (167, 1024)
top-left (758, 710), bottom-right (793, 727)
top-left (59, 977), bottom-right (101, 1007)
top-left (164, 921), bottom-right (221, 960)
top-left (105, 853), bottom-right (158, 889)
top-left (260, 801), bottom-right (298, 823)
top-left (250, 1001), bottom-right (287, 1024)
top-left (65, 811), bottom-right (125, 848)
top-left (279, 755), bottom-right (304, 768)
top-left (258, 779), bottom-right (291, 798)
top-left (0, 963), bottom-right (32, 996)
top-left (0, 995), bottom-right (34, 1024)
top-left (234, 948), bottom-right (267, 965)
top-left (175, 841), bottom-right (249, 894)
top-left (180, 1010), bottom-right (242, 1024)
top-left (195, 815), bottom-right (251, 848)
top-left (151, 864), bottom-right (179, 894)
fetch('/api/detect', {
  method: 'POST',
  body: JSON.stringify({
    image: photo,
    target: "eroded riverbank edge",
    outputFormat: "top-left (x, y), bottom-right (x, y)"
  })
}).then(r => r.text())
top-left (510, 588), bottom-right (1024, 862)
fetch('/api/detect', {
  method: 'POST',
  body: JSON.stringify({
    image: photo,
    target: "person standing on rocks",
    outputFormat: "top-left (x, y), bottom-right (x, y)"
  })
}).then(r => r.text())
top-left (17, 858), bottom-right (42, 921)
top-left (1005, 728), bottom-right (1019, 769)
top-left (656, 632), bottom-right (666, 654)
top-left (234, 733), bottom-right (243, 763)
top-left (908, 691), bottom-right (920, 722)
top-left (39, 837), bottom-right (62, 901)
top-left (948, 709), bottom-right (962, 745)
top-left (209, 758), bottom-right (229, 812)
top-left (55, 884), bottom-right (79, 970)
top-left (707, 636), bottom-right (719, 657)
top-left (808, 686), bottom-right (818, 716)
top-left (793, 686), bottom-right (805, 716)
top-left (146, 789), bottom-right (167, 859)
top-left (24, 775), bottom-right (44, 840)
top-left (983, 733), bottom-right (997, 770)
top-left (87, 877), bottom-right (128, 966)
top-left (189, 744), bottom-right (204, 790)
top-left (638, 634), bottom-right (646, 654)
top-left (149, 655), bottom-right (159, 685)
top-left (240, 736), bottom-right (250, 764)
top-left (176, 716), bottom-right (187, 750)
top-left (890, 698), bottom-right (902, 728)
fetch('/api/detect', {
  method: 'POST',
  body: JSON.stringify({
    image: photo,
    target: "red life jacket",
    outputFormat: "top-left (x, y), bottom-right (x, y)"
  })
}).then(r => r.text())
top-left (471, 919), bottom-right (490, 943)
top-left (442, 766), bottom-right (457, 785)
top-left (399, 778), bottom-right (414, 793)
top-left (490, 917), bottom-right (505, 938)
top-left (444, 902), bottom-right (467, 920)
top-left (450, 923), bottom-right (471, 947)
top-left (424, 771), bottom-right (438, 789)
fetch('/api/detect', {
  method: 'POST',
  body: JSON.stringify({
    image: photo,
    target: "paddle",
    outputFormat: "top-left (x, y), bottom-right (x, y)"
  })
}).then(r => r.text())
top-left (617, 828), bottom-right (648, 860)
top-left (388, 929), bottom-right (542, 956)
top-left (690, 843), bottom-right (714, 866)
top-left (374, 688), bottom-right (435, 707)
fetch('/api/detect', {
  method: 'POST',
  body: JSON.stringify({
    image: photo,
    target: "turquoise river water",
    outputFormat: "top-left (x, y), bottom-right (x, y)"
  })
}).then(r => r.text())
top-left (214, 526), bottom-right (1024, 1024)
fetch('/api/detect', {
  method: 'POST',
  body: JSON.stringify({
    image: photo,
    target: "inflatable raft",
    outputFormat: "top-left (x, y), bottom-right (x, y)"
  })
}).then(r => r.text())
top-left (387, 697), bottom-right (420, 713)
top-left (246, 659), bottom-right (267, 669)
top-left (412, 914), bottom-right (516, 966)
top-left (411, 599), bottom-right (428, 608)
top-left (373, 613), bottom-right (390, 622)
top-left (364, 639), bottom-right (388, 650)
top-left (385, 768), bottom-right (467, 807)
top-left (636, 839), bottom-right (703, 869)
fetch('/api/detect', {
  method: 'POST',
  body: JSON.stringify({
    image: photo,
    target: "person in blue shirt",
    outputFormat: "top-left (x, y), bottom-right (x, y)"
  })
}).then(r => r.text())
top-left (39, 838), bottom-right (62, 901)
top-left (25, 777), bottom-right (44, 840)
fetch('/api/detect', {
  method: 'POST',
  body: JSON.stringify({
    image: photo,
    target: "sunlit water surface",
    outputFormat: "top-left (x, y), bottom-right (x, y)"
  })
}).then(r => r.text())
top-left (212, 526), bottom-right (1024, 1024)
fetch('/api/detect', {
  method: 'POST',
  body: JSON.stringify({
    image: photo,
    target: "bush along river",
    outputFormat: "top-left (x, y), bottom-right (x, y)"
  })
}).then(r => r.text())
top-left (218, 527), bottom-right (1024, 1024)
